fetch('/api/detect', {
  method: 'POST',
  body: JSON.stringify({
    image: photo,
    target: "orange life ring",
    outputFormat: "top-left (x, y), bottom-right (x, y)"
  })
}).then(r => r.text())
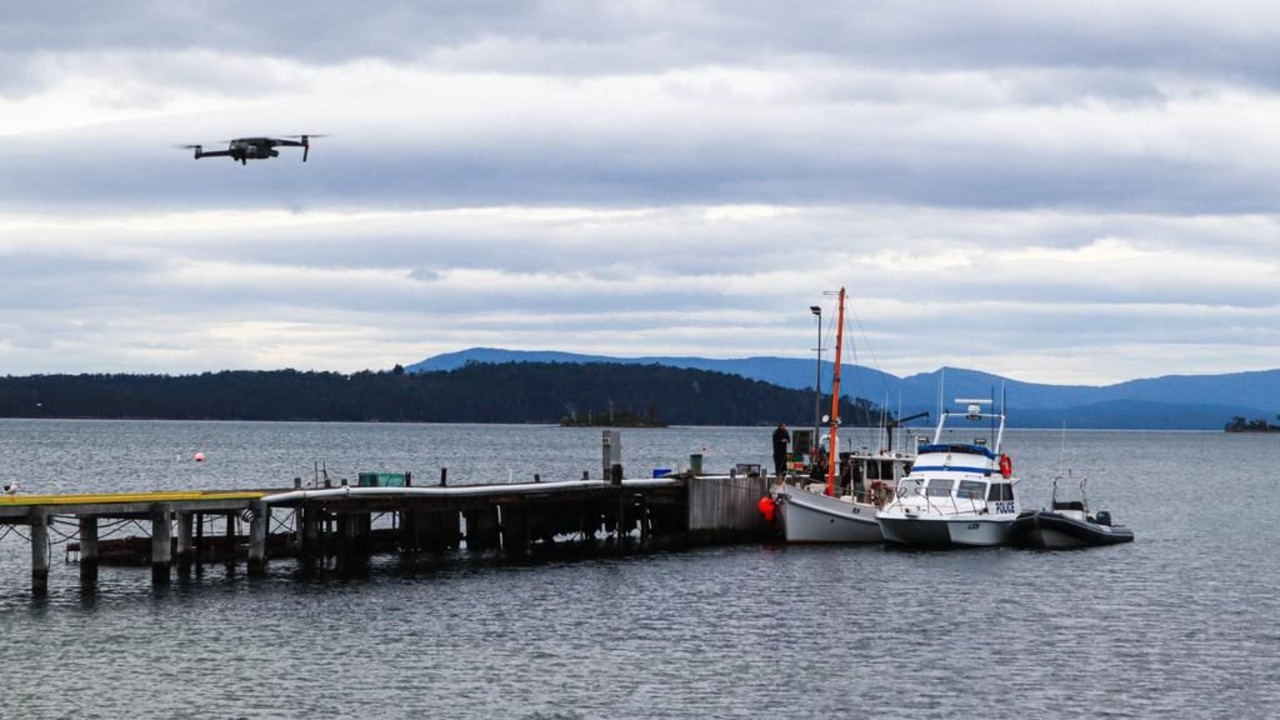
top-left (999, 454), bottom-right (1012, 478)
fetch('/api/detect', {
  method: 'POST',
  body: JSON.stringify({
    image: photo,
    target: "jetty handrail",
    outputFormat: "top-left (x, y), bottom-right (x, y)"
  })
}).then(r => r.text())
top-left (262, 477), bottom-right (681, 505)
top-left (0, 490), bottom-right (266, 507)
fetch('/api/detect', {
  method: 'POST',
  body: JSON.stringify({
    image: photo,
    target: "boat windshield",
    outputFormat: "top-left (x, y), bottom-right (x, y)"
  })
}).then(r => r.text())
top-left (917, 443), bottom-right (996, 459)
top-left (957, 480), bottom-right (986, 500)
top-left (926, 478), bottom-right (954, 497)
top-left (987, 483), bottom-right (1014, 501)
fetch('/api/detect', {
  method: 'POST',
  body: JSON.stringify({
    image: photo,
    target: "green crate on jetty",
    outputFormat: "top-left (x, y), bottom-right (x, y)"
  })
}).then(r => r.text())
top-left (357, 472), bottom-right (407, 488)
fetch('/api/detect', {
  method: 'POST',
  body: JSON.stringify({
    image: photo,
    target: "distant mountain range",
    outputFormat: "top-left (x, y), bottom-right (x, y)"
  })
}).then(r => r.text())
top-left (408, 347), bottom-right (1280, 430)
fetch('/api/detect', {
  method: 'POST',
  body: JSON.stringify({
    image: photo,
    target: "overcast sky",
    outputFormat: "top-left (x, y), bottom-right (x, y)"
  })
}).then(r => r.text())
top-left (2, 1), bottom-right (1278, 386)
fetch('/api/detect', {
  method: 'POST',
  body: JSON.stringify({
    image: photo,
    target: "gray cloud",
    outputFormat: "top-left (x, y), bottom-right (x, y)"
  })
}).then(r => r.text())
top-left (1, 2), bottom-right (1278, 383)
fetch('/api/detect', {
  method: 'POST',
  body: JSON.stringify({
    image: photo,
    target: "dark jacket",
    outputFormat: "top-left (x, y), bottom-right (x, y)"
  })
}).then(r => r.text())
top-left (772, 427), bottom-right (790, 458)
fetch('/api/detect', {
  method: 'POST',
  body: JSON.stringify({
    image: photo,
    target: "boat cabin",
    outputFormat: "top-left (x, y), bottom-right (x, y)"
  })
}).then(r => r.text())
top-left (899, 475), bottom-right (1017, 514)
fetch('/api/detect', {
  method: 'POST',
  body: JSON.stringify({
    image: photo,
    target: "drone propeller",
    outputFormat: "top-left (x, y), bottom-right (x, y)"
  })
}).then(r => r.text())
top-left (282, 134), bottom-right (330, 162)
top-left (175, 143), bottom-right (203, 159)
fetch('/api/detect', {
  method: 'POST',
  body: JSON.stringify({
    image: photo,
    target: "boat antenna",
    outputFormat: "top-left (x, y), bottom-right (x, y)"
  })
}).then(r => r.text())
top-left (882, 390), bottom-right (890, 452)
top-left (1059, 420), bottom-right (1068, 476)
top-left (937, 368), bottom-right (945, 422)
top-left (997, 383), bottom-right (1007, 451)
top-left (825, 287), bottom-right (846, 497)
top-left (810, 303), bottom-right (823, 461)
top-left (1003, 382), bottom-right (1009, 450)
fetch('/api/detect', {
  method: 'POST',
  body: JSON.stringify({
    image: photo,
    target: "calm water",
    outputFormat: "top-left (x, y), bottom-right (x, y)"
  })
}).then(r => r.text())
top-left (1, 420), bottom-right (1277, 719)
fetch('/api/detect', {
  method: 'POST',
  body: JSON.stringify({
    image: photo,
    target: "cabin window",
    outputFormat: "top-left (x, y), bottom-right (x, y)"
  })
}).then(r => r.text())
top-left (987, 484), bottom-right (1001, 501)
top-left (926, 478), bottom-right (954, 497)
top-left (958, 480), bottom-right (986, 500)
top-left (989, 483), bottom-right (1013, 501)
top-left (1001, 484), bottom-right (1015, 501)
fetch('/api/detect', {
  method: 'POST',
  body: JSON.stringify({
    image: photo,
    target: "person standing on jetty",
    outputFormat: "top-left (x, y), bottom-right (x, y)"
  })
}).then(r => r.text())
top-left (772, 422), bottom-right (790, 479)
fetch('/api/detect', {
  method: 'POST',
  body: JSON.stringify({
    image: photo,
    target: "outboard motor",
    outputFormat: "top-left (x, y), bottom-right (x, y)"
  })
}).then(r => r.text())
top-left (1095, 510), bottom-right (1112, 526)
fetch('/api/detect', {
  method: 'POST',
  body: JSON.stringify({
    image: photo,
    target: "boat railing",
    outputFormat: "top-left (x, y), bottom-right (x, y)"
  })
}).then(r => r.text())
top-left (930, 493), bottom-right (988, 517)
top-left (1049, 471), bottom-right (1089, 514)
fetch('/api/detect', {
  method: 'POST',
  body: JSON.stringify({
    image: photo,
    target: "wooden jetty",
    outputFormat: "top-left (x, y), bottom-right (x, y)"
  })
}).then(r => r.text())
top-left (0, 433), bottom-right (770, 595)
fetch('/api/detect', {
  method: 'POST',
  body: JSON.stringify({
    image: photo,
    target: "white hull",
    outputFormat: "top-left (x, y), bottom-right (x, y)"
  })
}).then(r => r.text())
top-left (877, 514), bottom-right (1016, 548)
top-left (774, 484), bottom-right (882, 543)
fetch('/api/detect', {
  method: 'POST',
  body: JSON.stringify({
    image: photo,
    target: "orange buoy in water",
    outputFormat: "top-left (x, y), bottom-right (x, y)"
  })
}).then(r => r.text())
top-left (756, 496), bottom-right (776, 523)
top-left (194, 452), bottom-right (206, 463)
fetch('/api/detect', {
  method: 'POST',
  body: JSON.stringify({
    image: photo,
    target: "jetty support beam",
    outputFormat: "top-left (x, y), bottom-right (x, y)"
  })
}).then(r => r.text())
top-left (336, 512), bottom-right (371, 575)
top-left (302, 506), bottom-right (327, 571)
top-left (464, 507), bottom-right (500, 551)
top-left (176, 513), bottom-right (194, 576)
top-left (151, 504), bottom-right (172, 585)
top-left (30, 508), bottom-right (49, 595)
top-left (194, 512), bottom-right (205, 570)
top-left (79, 516), bottom-right (99, 586)
top-left (224, 512), bottom-right (236, 574)
top-left (248, 501), bottom-right (268, 578)
top-left (500, 504), bottom-right (530, 558)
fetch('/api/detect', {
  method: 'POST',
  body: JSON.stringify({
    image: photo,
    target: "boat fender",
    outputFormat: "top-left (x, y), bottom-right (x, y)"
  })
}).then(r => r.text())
top-left (757, 496), bottom-right (777, 523)
top-left (999, 454), bottom-right (1012, 478)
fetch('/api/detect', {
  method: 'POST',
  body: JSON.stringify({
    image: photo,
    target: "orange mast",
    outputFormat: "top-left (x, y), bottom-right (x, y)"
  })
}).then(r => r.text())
top-left (825, 287), bottom-right (845, 496)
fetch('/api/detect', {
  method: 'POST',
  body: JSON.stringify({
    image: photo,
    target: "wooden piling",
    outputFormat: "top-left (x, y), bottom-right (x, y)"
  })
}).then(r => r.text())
top-left (500, 504), bottom-right (529, 558)
top-left (150, 504), bottom-right (172, 585)
top-left (336, 513), bottom-right (371, 575)
top-left (247, 500), bottom-right (267, 578)
top-left (194, 512), bottom-right (205, 570)
top-left (176, 513), bottom-right (194, 576)
top-left (30, 507), bottom-right (49, 595)
top-left (223, 512), bottom-right (235, 574)
top-left (464, 506), bottom-right (500, 550)
top-left (79, 515), bottom-right (99, 586)
top-left (297, 506), bottom-right (319, 571)
top-left (401, 508), bottom-right (461, 554)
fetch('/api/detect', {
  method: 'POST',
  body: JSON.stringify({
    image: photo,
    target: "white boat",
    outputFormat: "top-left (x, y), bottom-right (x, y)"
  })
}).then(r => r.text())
top-left (773, 447), bottom-right (913, 542)
top-left (876, 399), bottom-right (1021, 548)
top-left (770, 287), bottom-right (920, 543)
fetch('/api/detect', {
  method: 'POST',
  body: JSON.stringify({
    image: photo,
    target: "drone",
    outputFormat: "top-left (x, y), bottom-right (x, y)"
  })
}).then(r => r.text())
top-left (180, 135), bottom-right (325, 164)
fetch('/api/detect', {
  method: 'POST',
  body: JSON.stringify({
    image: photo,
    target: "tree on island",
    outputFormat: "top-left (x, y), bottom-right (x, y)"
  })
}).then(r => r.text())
top-left (1224, 415), bottom-right (1280, 432)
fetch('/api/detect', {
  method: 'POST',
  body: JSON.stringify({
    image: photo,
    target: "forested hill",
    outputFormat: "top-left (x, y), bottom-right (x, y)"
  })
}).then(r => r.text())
top-left (0, 362), bottom-right (889, 426)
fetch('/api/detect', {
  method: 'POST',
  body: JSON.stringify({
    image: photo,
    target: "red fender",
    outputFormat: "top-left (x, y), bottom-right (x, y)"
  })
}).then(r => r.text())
top-left (756, 496), bottom-right (776, 523)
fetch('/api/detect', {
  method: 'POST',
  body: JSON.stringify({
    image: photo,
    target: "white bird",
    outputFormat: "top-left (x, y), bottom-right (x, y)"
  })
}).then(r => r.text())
top-left (3, 480), bottom-right (19, 495)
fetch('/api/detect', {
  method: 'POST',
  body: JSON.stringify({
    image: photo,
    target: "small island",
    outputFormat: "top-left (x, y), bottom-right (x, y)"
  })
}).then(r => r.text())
top-left (1224, 416), bottom-right (1280, 433)
top-left (560, 408), bottom-right (667, 428)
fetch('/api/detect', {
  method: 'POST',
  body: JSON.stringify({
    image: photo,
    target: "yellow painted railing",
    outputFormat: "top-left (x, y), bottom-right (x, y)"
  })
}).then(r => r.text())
top-left (0, 490), bottom-right (265, 507)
